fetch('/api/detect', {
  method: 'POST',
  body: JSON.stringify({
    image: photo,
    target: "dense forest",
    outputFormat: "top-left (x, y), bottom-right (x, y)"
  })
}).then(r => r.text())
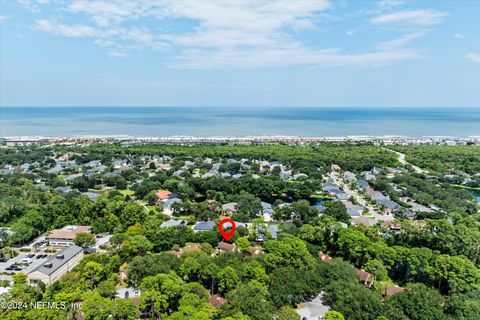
top-left (391, 145), bottom-right (480, 175)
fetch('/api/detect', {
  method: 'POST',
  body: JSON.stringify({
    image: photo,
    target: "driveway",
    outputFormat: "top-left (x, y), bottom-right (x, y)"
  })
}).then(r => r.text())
top-left (296, 292), bottom-right (330, 320)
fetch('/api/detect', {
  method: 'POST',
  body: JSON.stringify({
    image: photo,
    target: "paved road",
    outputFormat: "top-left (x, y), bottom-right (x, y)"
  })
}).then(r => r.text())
top-left (328, 172), bottom-right (394, 223)
top-left (383, 148), bottom-right (425, 174)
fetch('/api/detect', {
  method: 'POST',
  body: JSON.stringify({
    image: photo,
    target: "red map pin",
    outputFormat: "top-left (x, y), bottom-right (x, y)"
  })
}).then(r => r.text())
top-left (218, 218), bottom-right (236, 241)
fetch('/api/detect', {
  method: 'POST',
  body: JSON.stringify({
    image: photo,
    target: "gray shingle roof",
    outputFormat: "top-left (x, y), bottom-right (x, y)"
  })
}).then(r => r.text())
top-left (192, 220), bottom-right (215, 231)
top-left (160, 219), bottom-right (186, 228)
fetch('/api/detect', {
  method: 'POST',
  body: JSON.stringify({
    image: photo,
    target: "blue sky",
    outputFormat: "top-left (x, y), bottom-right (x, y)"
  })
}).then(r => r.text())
top-left (0, 0), bottom-right (479, 107)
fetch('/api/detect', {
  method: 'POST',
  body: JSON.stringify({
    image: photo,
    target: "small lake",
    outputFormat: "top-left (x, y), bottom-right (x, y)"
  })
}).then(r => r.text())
top-left (467, 189), bottom-right (480, 203)
top-left (309, 196), bottom-right (330, 206)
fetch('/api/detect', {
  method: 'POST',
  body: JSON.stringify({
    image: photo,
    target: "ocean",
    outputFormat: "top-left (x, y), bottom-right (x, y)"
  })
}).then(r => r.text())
top-left (1, 107), bottom-right (479, 137)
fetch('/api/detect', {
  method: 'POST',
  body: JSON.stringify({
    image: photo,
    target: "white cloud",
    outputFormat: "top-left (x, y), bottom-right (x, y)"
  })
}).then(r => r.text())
top-left (0, 15), bottom-right (9, 23)
top-left (108, 50), bottom-right (129, 58)
top-left (454, 33), bottom-right (464, 39)
top-left (168, 46), bottom-right (418, 70)
top-left (376, 30), bottom-right (430, 50)
top-left (466, 53), bottom-right (480, 63)
top-left (35, 19), bottom-right (97, 37)
top-left (20, 0), bottom-right (444, 69)
top-left (370, 9), bottom-right (447, 26)
top-left (378, 0), bottom-right (407, 9)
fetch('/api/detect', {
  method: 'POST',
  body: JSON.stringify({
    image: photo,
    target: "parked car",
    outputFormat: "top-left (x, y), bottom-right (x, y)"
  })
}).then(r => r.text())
top-left (6, 265), bottom-right (15, 271)
top-left (14, 266), bottom-right (23, 271)
top-left (0, 257), bottom-right (9, 263)
top-left (26, 253), bottom-right (35, 258)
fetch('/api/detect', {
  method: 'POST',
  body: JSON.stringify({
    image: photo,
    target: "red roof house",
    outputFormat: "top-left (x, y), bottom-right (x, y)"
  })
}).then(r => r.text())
top-left (156, 190), bottom-right (172, 200)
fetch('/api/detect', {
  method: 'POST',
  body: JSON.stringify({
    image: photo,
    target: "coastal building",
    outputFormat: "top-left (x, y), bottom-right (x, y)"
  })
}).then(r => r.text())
top-left (28, 245), bottom-right (84, 286)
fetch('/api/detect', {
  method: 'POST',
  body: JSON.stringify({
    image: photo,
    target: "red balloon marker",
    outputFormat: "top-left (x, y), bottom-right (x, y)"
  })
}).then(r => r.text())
top-left (218, 218), bottom-right (236, 241)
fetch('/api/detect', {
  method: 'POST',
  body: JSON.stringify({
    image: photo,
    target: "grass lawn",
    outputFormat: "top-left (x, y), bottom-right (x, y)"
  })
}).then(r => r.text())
top-left (310, 194), bottom-right (331, 199)
top-left (451, 184), bottom-right (480, 191)
top-left (119, 189), bottom-right (135, 197)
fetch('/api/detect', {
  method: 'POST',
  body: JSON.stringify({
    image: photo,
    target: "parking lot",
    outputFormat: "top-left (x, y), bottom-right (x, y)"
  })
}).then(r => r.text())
top-left (1, 233), bottom-right (112, 276)
top-left (0, 252), bottom-right (51, 274)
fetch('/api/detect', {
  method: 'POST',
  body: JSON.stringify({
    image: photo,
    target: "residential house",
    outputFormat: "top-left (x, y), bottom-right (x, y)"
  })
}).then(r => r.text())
top-left (363, 172), bottom-right (376, 181)
top-left (397, 167), bottom-right (408, 174)
top-left (160, 219), bottom-right (187, 228)
top-left (216, 241), bottom-right (237, 253)
top-left (192, 221), bottom-right (215, 233)
top-left (343, 171), bottom-right (357, 183)
top-left (318, 252), bottom-right (333, 264)
top-left (380, 221), bottom-right (402, 234)
top-left (331, 164), bottom-right (341, 171)
top-left (28, 245), bottom-right (84, 286)
top-left (222, 202), bottom-right (237, 215)
top-left (103, 170), bottom-right (121, 178)
top-left (47, 165), bottom-right (64, 174)
top-left (346, 207), bottom-right (362, 217)
top-left (260, 202), bottom-right (274, 221)
top-left (86, 165), bottom-right (107, 176)
top-left (356, 269), bottom-right (374, 287)
top-left (171, 170), bottom-right (185, 177)
top-left (256, 224), bottom-right (279, 241)
top-left (209, 295), bottom-right (226, 308)
top-left (336, 192), bottom-right (350, 201)
top-left (247, 246), bottom-right (264, 255)
top-left (112, 159), bottom-right (129, 168)
top-left (381, 285), bottom-right (406, 297)
top-left (356, 179), bottom-right (369, 189)
top-left (82, 192), bottom-right (99, 202)
top-left (156, 190), bottom-right (172, 201)
top-left (19, 163), bottom-right (31, 172)
top-left (371, 167), bottom-right (382, 175)
top-left (315, 203), bottom-right (326, 213)
top-left (293, 173), bottom-right (308, 179)
top-left (352, 216), bottom-right (376, 227)
top-left (163, 197), bottom-right (182, 215)
top-left (375, 198), bottom-right (401, 213)
top-left (64, 173), bottom-right (83, 182)
top-left (55, 186), bottom-right (72, 193)
top-left (171, 243), bottom-right (201, 257)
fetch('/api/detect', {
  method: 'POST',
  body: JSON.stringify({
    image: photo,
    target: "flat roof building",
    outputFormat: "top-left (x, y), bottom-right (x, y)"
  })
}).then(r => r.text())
top-left (28, 245), bottom-right (83, 286)
top-left (47, 225), bottom-right (91, 246)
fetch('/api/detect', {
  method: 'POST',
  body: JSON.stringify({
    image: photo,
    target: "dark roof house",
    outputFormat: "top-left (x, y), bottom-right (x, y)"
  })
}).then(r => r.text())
top-left (192, 220), bottom-right (215, 232)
